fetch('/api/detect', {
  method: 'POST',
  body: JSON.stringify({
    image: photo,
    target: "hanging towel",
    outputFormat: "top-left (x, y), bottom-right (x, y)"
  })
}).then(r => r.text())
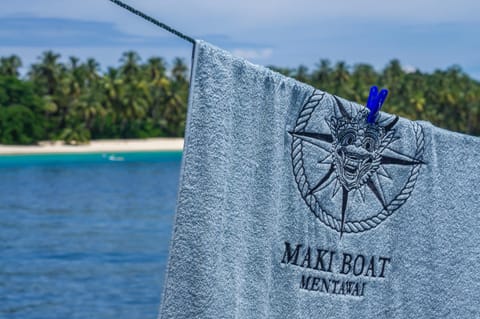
top-left (159, 40), bottom-right (480, 318)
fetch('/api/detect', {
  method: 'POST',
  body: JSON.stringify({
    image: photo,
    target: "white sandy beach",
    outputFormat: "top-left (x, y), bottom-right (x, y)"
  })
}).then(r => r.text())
top-left (0, 138), bottom-right (184, 155)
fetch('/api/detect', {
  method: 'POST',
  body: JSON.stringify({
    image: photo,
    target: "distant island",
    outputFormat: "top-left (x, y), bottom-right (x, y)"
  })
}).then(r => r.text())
top-left (0, 51), bottom-right (478, 145)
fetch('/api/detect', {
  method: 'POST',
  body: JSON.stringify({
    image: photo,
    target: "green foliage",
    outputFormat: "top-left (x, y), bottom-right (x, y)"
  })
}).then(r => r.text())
top-left (0, 51), bottom-right (479, 145)
top-left (287, 60), bottom-right (480, 136)
top-left (0, 105), bottom-right (44, 144)
top-left (0, 76), bottom-right (45, 144)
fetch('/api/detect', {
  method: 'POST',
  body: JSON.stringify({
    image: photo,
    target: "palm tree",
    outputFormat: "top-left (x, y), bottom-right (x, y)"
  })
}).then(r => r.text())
top-left (29, 51), bottom-right (63, 95)
top-left (100, 53), bottom-right (146, 137)
top-left (313, 59), bottom-right (332, 91)
top-left (102, 67), bottom-right (123, 136)
top-left (62, 57), bottom-right (105, 135)
top-left (85, 58), bottom-right (100, 84)
top-left (332, 61), bottom-right (351, 97)
top-left (143, 57), bottom-right (167, 81)
top-left (0, 55), bottom-right (22, 77)
top-left (120, 51), bottom-right (141, 81)
top-left (165, 58), bottom-right (190, 136)
top-left (351, 63), bottom-right (378, 102)
top-left (171, 58), bottom-right (188, 83)
top-left (381, 59), bottom-right (404, 97)
top-left (295, 65), bottom-right (310, 84)
top-left (142, 58), bottom-right (170, 130)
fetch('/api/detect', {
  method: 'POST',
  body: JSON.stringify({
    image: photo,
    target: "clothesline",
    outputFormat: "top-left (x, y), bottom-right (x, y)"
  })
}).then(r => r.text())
top-left (108, 0), bottom-right (195, 45)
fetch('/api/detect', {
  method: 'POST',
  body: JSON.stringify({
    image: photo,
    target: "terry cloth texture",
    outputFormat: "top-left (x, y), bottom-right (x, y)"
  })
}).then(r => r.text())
top-left (159, 40), bottom-right (480, 319)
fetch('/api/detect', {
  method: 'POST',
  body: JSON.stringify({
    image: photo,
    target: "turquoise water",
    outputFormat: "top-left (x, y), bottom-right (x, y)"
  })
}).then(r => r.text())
top-left (0, 151), bottom-right (182, 166)
top-left (0, 152), bottom-right (182, 318)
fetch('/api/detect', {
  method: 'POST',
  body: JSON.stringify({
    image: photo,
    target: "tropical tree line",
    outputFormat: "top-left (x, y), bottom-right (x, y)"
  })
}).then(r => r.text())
top-left (0, 52), bottom-right (478, 145)
top-left (270, 60), bottom-right (480, 136)
top-left (0, 51), bottom-right (189, 144)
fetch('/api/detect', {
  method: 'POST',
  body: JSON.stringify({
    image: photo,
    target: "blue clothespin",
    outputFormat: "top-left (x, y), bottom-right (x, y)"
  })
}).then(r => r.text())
top-left (366, 86), bottom-right (389, 124)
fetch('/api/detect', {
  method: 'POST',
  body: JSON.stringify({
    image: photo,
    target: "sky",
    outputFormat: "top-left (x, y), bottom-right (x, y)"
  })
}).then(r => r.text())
top-left (1, 0), bottom-right (480, 79)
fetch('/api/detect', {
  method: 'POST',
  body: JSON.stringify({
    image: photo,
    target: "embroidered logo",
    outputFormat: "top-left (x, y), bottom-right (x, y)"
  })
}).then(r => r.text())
top-left (290, 90), bottom-right (425, 236)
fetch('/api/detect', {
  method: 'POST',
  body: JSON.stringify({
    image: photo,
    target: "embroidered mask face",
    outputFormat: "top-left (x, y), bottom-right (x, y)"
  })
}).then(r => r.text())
top-left (328, 98), bottom-right (395, 192)
top-left (329, 111), bottom-right (383, 191)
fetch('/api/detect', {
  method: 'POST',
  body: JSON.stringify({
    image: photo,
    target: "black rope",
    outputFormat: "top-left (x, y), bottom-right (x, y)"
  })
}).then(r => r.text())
top-left (108, 0), bottom-right (195, 45)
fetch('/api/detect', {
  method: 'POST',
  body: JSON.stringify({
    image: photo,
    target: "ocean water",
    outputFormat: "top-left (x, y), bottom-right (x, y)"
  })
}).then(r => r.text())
top-left (0, 152), bottom-right (182, 319)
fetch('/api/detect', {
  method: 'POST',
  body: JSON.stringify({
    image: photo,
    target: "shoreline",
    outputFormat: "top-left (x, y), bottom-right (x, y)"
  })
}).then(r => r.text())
top-left (0, 138), bottom-right (184, 155)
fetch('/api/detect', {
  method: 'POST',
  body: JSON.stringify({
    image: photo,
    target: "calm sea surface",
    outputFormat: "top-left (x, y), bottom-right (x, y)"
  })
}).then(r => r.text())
top-left (0, 152), bottom-right (182, 319)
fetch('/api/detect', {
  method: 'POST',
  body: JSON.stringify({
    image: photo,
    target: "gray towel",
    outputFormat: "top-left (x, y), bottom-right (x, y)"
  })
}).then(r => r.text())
top-left (159, 40), bottom-right (480, 318)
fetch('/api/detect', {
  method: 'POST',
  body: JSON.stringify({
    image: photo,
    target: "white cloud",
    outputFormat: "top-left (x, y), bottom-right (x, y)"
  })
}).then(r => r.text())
top-left (2, 0), bottom-right (480, 38)
top-left (231, 48), bottom-right (273, 60)
top-left (402, 65), bottom-right (418, 73)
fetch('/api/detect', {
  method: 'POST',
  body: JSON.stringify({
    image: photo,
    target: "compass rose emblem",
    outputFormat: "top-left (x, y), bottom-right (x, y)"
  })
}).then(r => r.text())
top-left (290, 90), bottom-right (425, 237)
